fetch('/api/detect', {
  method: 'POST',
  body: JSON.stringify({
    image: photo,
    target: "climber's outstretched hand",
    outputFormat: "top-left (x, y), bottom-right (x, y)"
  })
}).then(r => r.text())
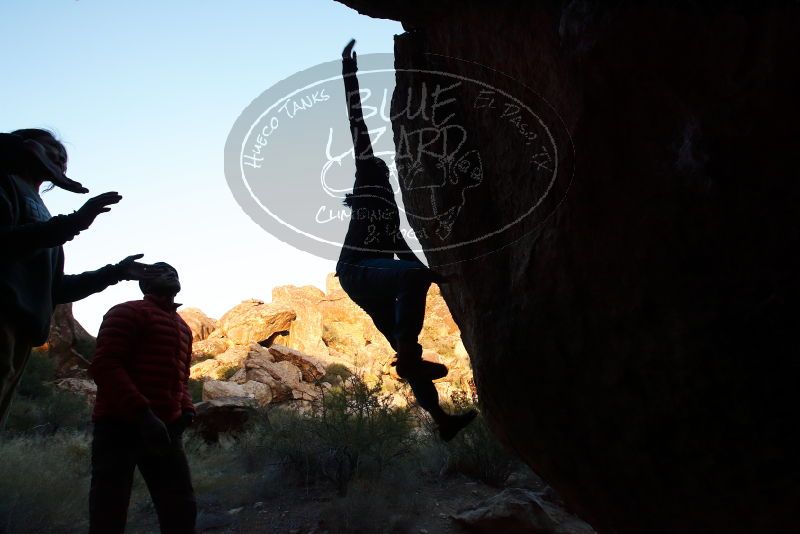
top-left (342, 39), bottom-right (357, 67)
top-left (342, 39), bottom-right (356, 59)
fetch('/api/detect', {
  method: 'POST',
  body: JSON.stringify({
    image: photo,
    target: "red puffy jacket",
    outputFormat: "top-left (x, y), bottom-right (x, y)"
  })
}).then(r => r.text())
top-left (89, 295), bottom-right (195, 423)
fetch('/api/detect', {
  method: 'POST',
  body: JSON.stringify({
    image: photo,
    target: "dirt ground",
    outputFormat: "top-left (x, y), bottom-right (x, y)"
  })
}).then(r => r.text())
top-left (126, 473), bottom-right (504, 534)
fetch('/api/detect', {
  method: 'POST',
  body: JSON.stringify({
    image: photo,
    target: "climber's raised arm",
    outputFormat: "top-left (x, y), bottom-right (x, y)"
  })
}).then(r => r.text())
top-left (342, 39), bottom-right (374, 161)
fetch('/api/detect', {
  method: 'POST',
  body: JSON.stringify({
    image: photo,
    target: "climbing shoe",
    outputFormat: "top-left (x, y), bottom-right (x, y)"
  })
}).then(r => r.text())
top-left (438, 410), bottom-right (478, 442)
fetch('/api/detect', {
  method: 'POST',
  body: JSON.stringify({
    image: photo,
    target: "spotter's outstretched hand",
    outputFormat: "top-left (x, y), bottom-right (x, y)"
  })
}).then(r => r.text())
top-left (74, 192), bottom-right (122, 230)
top-left (115, 254), bottom-right (170, 281)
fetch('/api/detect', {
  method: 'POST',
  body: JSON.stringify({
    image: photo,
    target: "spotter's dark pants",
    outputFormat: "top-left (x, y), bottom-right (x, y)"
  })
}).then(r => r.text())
top-left (89, 420), bottom-right (196, 534)
top-left (337, 257), bottom-right (445, 420)
top-left (0, 321), bottom-right (33, 428)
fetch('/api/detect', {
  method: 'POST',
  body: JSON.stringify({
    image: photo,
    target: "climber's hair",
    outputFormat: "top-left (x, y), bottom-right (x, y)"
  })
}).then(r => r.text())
top-left (343, 157), bottom-right (392, 208)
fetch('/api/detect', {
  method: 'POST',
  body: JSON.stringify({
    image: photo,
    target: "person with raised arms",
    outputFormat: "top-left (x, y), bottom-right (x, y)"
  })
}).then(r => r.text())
top-left (334, 40), bottom-right (476, 441)
top-left (0, 128), bottom-right (166, 426)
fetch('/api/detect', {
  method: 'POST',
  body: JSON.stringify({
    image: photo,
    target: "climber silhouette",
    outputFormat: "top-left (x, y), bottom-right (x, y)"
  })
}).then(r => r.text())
top-left (335, 40), bottom-right (476, 441)
top-left (0, 128), bottom-right (168, 427)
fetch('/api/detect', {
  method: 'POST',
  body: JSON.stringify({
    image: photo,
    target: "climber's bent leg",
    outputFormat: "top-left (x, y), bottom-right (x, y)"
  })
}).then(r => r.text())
top-left (405, 374), bottom-right (446, 422)
top-left (353, 296), bottom-right (398, 351)
top-left (394, 271), bottom-right (430, 360)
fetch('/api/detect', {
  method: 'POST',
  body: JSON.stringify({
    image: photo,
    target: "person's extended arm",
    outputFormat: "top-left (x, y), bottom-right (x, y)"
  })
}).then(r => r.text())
top-left (54, 254), bottom-right (159, 304)
top-left (0, 187), bottom-right (122, 260)
top-left (0, 183), bottom-right (85, 254)
top-left (89, 303), bottom-right (150, 417)
top-left (342, 39), bottom-right (374, 161)
top-left (54, 264), bottom-right (123, 304)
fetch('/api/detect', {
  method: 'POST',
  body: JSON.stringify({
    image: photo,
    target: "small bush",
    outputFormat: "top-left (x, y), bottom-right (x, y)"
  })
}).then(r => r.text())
top-left (419, 389), bottom-right (517, 486)
top-left (322, 363), bottom-right (353, 385)
top-left (187, 378), bottom-right (204, 403)
top-left (448, 389), bottom-right (516, 485)
top-left (5, 350), bottom-right (92, 435)
top-left (73, 337), bottom-right (97, 360)
top-left (16, 349), bottom-right (56, 399)
top-left (192, 353), bottom-right (215, 363)
top-left (0, 432), bottom-right (92, 532)
top-left (218, 365), bottom-right (239, 381)
top-left (319, 478), bottom-right (420, 534)
top-left (269, 375), bottom-right (416, 495)
top-left (5, 389), bottom-right (92, 434)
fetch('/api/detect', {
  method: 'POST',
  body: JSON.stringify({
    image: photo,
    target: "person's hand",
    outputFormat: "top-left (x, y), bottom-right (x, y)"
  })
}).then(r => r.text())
top-left (168, 411), bottom-right (195, 442)
top-left (139, 408), bottom-right (171, 454)
top-left (177, 411), bottom-right (195, 433)
top-left (342, 38), bottom-right (357, 68)
top-left (74, 191), bottom-right (122, 230)
top-left (342, 39), bottom-right (356, 59)
top-left (114, 254), bottom-right (170, 281)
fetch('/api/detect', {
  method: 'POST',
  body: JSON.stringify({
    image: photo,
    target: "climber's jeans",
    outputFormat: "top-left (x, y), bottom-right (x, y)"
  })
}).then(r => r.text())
top-left (0, 321), bottom-right (33, 428)
top-left (89, 420), bottom-right (196, 534)
top-left (337, 257), bottom-right (445, 420)
top-left (336, 257), bottom-right (433, 359)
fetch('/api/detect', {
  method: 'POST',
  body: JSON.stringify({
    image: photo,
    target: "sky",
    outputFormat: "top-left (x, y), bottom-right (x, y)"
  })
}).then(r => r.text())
top-left (0, 0), bottom-right (403, 334)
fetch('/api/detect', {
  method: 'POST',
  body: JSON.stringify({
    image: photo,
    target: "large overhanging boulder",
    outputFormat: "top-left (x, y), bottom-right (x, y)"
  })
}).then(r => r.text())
top-left (335, 1), bottom-right (800, 532)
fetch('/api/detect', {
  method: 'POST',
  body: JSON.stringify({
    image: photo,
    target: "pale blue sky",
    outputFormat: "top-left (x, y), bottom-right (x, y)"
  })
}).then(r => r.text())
top-left (0, 0), bottom-right (402, 333)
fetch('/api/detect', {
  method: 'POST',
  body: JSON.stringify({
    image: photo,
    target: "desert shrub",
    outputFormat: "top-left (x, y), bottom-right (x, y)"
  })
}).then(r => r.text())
top-left (218, 365), bottom-right (239, 381)
top-left (187, 378), bottom-right (204, 403)
top-left (191, 353), bottom-right (215, 363)
top-left (0, 432), bottom-right (92, 533)
top-left (5, 350), bottom-right (91, 434)
top-left (5, 389), bottom-right (91, 434)
top-left (235, 408), bottom-right (275, 474)
top-left (418, 389), bottom-right (517, 486)
top-left (319, 477), bottom-right (420, 534)
top-left (269, 375), bottom-right (416, 495)
top-left (16, 349), bottom-right (56, 399)
top-left (322, 363), bottom-right (353, 385)
top-left (73, 337), bottom-right (97, 360)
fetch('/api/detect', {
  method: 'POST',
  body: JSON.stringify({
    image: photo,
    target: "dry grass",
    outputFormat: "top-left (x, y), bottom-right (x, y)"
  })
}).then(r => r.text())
top-left (0, 373), bottom-right (517, 532)
top-left (0, 432), bottom-right (92, 533)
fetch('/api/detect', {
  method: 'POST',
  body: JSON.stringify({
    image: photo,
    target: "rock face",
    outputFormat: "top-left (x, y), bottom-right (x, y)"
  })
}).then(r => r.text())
top-left (178, 307), bottom-right (217, 342)
top-left (271, 285), bottom-right (329, 358)
top-left (453, 488), bottom-right (595, 534)
top-left (193, 398), bottom-right (256, 443)
top-left (336, 2), bottom-right (800, 532)
top-left (215, 299), bottom-right (295, 345)
top-left (268, 344), bottom-right (326, 382)
top-left (39, 303), bottom-right (95, 377)
top-left (53, 378), bottom-right (97, 406)
top-left (189, 276), bottom-right (474, 409)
